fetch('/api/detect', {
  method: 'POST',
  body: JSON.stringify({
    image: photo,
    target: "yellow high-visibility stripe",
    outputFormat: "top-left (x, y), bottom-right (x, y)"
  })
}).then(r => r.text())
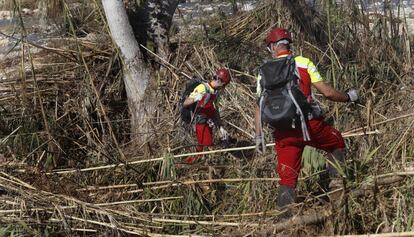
top-left (294, 56), bottom-right (323, 83)
top-left (256, 74), bottom-right (262, 97)
top-left (189, 83), bottom-right (215, 99)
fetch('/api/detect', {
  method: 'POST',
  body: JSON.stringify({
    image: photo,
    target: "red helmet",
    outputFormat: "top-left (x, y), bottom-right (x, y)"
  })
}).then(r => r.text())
top-left (216, 68), bottom-right (231, 85)
top-left (265, 27), bottom-right (292, 46)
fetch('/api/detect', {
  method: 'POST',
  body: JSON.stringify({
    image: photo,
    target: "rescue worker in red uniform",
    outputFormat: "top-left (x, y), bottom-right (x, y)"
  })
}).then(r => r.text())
top-left (183, 68), bottom-right (231, 164)
top-left (254, 28), bottom-right (359, 209)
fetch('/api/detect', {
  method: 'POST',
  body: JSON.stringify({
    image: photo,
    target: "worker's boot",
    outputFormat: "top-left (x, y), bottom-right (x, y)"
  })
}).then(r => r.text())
top-left (276, 185), bottom-right (296, 219)
top-left (327, 149), bottom-right (345, 178)
top-left (326, 149), bottom-right (346, 205)
top-left (317, 169), bottom-right (330, 192)
top-left (314, 170), bottom-right (330, 204)
top-left (276, 185), bottom-right (296, 209)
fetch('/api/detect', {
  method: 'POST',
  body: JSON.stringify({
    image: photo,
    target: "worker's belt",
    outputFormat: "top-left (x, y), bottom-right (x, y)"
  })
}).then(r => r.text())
top-left (194, 116), bottom-right (215, 127)
top-left (308, 103), bottom-right (323, 120)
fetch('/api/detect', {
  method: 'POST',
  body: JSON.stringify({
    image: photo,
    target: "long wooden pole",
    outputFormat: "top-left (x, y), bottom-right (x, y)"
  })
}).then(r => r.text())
top-left (48, 130), bottom-right (381, 175)
top-left (77, 177), bottom-right (282, 192)
top-left (343, 112), bottom-right (414, 134)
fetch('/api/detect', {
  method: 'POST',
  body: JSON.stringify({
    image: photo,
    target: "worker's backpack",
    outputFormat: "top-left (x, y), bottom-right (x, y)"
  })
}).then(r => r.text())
top-left (179, 77), bottom-right (208, 124)
top-left (259, 55), bottom-right (312, 140)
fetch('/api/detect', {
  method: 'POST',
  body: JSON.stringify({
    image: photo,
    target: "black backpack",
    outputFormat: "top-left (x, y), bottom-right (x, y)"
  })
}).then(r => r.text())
top-left (179, 77), bottom-right (207, 124)
top-left (259, 55), bottom-right (312, 140)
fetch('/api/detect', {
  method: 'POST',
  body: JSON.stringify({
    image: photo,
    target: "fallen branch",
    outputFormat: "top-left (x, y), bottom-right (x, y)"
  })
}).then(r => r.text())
top-left (48, 130), bottom-right (381, 175)
top-left (77, 177), bottom-right (282, 192)
top-left (95, 196), bottom-right (184, 206)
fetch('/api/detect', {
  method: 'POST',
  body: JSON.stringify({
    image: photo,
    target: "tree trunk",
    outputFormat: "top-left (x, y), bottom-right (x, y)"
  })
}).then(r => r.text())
top-left (102, 0), bottom-right (153, 144)
top-left (37, 0), bottom-right (62, 29)
top-left (146, 0), bottom-right (179, 60)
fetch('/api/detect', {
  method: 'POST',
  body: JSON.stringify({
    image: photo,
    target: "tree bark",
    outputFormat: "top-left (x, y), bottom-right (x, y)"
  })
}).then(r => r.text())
top-left (146, 0), bottom-right (179, 60)
top-left (37, 0), bottom-right (62, 29)
top-left (102, 0), bottom-right (153, 144)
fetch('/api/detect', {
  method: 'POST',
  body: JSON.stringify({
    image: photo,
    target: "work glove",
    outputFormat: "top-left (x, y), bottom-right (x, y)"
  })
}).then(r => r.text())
top-left (193, 93), bottom-right (204, 102)
top-left (219, 126), bottom-right (228, 141)
top-left (346, 89), bottom-right (359, 103)
top-left (255, 134), bottom-right (264, 154)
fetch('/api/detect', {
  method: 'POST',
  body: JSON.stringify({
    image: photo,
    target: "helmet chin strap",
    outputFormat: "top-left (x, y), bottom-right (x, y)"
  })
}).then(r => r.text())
top-left (267, 45), bottom-right (277, 58)
top-left (266, 46), bottom-right (272, 53)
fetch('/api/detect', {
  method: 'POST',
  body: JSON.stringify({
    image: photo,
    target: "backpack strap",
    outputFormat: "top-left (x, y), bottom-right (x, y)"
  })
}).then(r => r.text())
top-left (190, 82), bottom-right (212, 124)
top-left (286, 55), bottom-right (299, 86)
top-left (285, 55), bottom-right (311, 141)
top-left (287, 87), bottom-right (311, 141)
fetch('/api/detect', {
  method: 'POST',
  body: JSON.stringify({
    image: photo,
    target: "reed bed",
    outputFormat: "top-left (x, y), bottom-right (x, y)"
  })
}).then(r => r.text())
top-left (0, 0), bottom-right (413, 236)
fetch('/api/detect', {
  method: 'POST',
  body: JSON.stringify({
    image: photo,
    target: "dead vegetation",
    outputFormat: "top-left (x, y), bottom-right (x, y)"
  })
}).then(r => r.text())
top-left (0, 0), bottom-right (413, 236)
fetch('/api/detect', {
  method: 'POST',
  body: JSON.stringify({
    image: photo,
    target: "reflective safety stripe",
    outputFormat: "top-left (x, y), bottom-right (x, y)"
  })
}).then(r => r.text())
top-left (294, 56), bottom-right (323, 83)
top-left (256, 74), bottom-right (262, 97)
top-left (189, 83), bottom-right (215, 99)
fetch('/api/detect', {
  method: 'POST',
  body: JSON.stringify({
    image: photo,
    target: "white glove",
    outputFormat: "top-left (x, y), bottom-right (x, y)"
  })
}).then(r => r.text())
top-left (347, 89), bottom-right (358, 102)
top-left (219, 126), bottom-right (228, 141)
top-left (193, 93), bottom-right (204, 102)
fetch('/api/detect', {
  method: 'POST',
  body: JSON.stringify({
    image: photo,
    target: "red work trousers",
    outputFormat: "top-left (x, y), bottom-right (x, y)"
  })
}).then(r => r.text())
top-left (274, 118), bottom-right (345, 188)
top-left (195, 123), bottom-right (213, 152)
top-left (183, 123), bottom-right (213, 164)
